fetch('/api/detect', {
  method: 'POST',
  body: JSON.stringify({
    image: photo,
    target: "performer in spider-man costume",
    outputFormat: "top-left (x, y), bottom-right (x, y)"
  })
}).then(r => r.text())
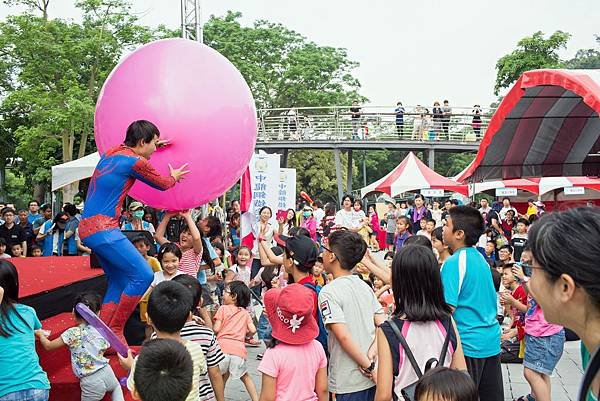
top-left (80, 120), bottom-right (188, 345)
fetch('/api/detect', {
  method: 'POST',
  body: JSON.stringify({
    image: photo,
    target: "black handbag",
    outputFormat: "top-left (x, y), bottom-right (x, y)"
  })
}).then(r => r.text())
top-left (578, 347), bottom-right (600, 401)
top-left (500, 339), bottom-right (523, 364)
top-left (387, 319), bottom-right (451, 401)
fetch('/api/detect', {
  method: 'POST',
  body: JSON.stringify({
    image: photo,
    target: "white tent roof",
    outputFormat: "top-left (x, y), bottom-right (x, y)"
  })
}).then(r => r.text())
top-left (51, 152), bottom-right (100, 191)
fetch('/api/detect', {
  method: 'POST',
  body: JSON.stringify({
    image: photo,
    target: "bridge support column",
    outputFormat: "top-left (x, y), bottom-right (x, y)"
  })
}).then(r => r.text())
top-left (427, 148), bottom-right (435, 170)
top-left (334, 148), bottom-right (344, 204)
top-left (281, 149), bottom-right (289, 167)
top-left (346, 149), bottom-right (353, 194)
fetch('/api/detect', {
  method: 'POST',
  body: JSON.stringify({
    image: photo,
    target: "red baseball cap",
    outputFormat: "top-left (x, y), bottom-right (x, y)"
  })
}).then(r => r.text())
top-left (264, 284), bottom-right (318, 345)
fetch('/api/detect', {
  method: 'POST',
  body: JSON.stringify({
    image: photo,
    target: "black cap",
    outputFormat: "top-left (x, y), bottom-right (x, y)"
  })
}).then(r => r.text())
top-left (274, 233), bottom-right (318, 267)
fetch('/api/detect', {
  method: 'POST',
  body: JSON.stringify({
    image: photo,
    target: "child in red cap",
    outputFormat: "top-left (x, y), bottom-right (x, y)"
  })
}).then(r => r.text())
top-left (258, 283), bottom-right (328, 401)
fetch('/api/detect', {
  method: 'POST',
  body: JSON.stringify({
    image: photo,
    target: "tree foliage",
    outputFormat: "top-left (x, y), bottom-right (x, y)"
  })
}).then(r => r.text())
top-left (203, 11), bottom-right (365, 110)
top-left (0, 0), bottom-right (176, 201)
top-left (565, 35), bottom-right (600, 69)
top-left (494, 31), bottom-right (571, 95)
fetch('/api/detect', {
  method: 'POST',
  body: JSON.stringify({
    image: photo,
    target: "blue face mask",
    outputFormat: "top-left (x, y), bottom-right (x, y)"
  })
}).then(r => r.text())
top-left (132, 210), bottom-right (145, 219)
top-left (303, 211), bottom-right (311, 218)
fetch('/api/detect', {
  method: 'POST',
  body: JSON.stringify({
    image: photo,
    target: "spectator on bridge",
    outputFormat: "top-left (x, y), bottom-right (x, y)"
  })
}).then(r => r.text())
top-left (433, 101), bottom-right (444, 140)
top-left (394, 101), bottom-right (405, 137)
top-left (472, 105), bottom-right (483, 137)
top-left (442, 100), bottom-right (452, 138)
top-left (350, 101), bottom-right (362, 140)
top-left (286, 108), bottom-right (300, 140)
top-left (411, 105), bottom-right (425, 140)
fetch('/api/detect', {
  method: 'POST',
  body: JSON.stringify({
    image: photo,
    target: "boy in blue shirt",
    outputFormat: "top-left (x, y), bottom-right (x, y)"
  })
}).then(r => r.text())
top-left (441, 205), bottom-right (502, 401)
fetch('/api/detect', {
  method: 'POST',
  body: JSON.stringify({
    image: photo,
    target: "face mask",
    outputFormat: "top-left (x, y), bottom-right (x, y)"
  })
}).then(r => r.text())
top-left (133, 210), bottom-right (145, 219)
top-left (303, 211), bottom-right (311, 218)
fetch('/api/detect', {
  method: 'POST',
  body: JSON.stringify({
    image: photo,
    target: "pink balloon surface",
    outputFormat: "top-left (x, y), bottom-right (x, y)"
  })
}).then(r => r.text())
top-left (95, 38), bottom-right (257, 210)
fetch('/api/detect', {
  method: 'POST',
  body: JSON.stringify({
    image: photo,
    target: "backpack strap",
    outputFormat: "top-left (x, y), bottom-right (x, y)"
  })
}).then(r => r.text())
top-left (579, 347), bottom-right (600, 401)
top-left (388, 319), bottom-right (424, 378)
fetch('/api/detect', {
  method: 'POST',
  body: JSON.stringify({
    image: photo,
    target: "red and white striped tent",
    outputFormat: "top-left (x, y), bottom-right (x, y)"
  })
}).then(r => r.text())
top-left (361, 152), bottom-right (468, 197)
top-left (455, 163), bottom-right (600, 196)
top-left (460, 69), bottom-right (600, 182)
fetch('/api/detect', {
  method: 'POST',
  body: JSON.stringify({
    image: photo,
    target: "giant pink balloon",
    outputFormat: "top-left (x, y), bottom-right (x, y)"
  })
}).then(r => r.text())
top-left (95, 38), bottom-right (257, 210)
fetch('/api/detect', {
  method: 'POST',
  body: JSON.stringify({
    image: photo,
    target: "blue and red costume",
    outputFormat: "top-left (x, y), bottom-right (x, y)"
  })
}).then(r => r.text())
top-left (80, 145), bottom-right (176, 342)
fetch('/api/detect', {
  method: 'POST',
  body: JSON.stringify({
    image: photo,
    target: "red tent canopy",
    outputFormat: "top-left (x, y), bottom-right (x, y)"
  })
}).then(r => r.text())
top-left (361, 152), bottom-right (468, 197)
top-left (461, 69), bottom-right (600, 182)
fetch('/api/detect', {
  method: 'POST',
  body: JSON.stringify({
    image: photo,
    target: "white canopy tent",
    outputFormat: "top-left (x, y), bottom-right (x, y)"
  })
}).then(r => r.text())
top-left (51, 152), bottom-right (100, 192)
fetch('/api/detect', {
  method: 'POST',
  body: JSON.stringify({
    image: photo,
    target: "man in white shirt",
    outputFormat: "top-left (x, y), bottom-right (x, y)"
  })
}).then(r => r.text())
top-left (499, 197), bottom-right (518, 220)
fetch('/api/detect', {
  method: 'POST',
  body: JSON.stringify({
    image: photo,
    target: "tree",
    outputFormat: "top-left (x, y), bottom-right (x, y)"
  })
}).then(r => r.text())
top-left (203, 11), bottom-right (365, 110)
top-left (565, 35), bottom-right (600, 69)
top-left (0, 0), bottom-right (176, 202)
top-left (289, 150), bottom-right (356, 204)
top-left (494, 31), bottom-right (571, 95)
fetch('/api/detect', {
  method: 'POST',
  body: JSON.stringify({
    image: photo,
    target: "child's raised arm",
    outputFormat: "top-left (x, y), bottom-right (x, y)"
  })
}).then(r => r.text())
top-left (35, 330), bottom-right (65, 351)
top-left (180, 210), bottom-right (202, 254)
top-left (155, 211), bottom-right (177, 245)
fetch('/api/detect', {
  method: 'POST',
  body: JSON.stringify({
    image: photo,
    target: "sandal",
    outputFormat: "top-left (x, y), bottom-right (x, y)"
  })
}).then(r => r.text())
top-left (514, 395), bottom-right (535, 401)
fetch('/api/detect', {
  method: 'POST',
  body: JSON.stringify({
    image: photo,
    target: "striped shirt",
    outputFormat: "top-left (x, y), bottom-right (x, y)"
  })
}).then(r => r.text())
top-left (128, 340), bottom-right (206, 401)
top-left (177, 245), bottom-right (202, 277)
top-left (152, 322), bottom-right (224, 401)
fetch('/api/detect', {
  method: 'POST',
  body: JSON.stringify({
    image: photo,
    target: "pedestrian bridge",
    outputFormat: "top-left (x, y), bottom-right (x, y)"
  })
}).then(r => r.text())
top-left (254, 105), bottom-right (492, 155)
top-left (253, 105), bottom-right (493, 199)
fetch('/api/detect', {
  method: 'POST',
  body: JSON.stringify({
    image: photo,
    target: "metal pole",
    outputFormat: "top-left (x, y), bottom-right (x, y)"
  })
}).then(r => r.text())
top-left (180, 0), bottom-right (185, 38)
top-left (334, 148), bottom-right (344, 203)
top-left (427, 148), bottom-right (435, 170)
top-left (346, 149), bottom-right (353, 193)
top-left (362, 151), bottom-right (367, 187)
top-left (197, 0), bottom-right (203, 43)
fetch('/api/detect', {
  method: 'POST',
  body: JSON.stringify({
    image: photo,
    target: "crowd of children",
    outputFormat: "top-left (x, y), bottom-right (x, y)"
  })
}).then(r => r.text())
top-left (0, 194), bottom-right (599, 401)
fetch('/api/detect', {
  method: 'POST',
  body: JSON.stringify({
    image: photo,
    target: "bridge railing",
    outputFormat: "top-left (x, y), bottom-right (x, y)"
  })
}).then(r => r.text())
top-left (256, 105), bottom-right (494, 142)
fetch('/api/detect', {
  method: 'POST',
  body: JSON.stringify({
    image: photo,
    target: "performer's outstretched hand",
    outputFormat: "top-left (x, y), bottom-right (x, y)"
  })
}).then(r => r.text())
top-left (169, 163), bottom-right (189, 182)
top-left (156, 139), bottom-right (170, 148)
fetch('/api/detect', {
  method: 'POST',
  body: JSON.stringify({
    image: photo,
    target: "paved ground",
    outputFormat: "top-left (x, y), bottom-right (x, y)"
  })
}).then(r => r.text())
top-left (224, 341), bottom-right (584, 401)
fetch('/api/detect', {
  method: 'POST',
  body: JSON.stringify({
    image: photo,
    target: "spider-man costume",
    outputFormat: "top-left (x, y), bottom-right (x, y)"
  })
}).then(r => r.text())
top-left (80, 145), bottom-right (176, 344)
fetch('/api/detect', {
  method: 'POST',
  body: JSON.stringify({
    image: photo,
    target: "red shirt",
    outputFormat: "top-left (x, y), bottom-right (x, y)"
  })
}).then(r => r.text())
top-left (297, 276), bottom-right (319, 320)
top-left (510, 284), bottom-right (528, 340)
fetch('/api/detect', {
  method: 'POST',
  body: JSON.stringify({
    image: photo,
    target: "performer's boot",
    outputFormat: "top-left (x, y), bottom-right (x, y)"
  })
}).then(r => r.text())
top-left (105, 294), bottom-right (140, 355)
top-left (99, 302), bottom-right (118, 325)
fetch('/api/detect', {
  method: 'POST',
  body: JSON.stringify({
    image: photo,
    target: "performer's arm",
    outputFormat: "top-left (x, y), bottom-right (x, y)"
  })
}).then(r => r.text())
top-left (130, 158), bottom-right (177, 191)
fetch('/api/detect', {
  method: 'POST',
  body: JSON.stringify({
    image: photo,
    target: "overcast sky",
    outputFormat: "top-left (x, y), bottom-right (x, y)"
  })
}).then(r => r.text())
top-left (1, 0), bottom-right (599, 109)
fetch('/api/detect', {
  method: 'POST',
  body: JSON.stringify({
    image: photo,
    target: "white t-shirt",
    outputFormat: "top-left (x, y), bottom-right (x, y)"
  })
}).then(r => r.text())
top-left (313, 208), bottom-right (325, 225)
top-left (334, 209), bottom-right (354, 229)
top-left (251, 223), bottom-right (274, 259)
top-left (318, 274), bottom-right (383, 394)
top-left (151, 270), bottom-right (183, 287)
top-left (499, 207), bottom-right (518, 220)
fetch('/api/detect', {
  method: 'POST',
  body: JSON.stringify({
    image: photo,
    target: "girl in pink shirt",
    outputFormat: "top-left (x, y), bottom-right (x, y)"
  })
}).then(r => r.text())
top-left (258, 284), bottom-right (328, 401)
top-left (213, 281), bottom-right (258, 401)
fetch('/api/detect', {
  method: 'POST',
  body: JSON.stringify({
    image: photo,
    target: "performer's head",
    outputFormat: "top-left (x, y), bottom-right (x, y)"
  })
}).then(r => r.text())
top-left (124, 120), bottom-right (161, 159)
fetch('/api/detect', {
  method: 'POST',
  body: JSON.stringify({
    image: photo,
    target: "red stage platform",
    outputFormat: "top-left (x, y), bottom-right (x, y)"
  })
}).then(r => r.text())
top-left (14, 257), bottom-right (132, 400)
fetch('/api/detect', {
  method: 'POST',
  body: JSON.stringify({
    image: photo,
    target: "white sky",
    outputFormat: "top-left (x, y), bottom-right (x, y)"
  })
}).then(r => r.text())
top-left (1, 0), bottom-right (599, 108)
